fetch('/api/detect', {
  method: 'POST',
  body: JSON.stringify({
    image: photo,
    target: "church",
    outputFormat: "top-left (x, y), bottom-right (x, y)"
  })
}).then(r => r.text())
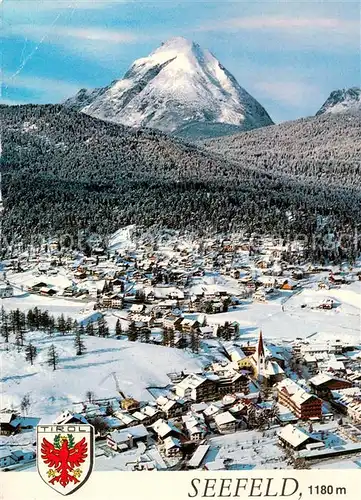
top-left (250, 330), bottom-right (285, 386)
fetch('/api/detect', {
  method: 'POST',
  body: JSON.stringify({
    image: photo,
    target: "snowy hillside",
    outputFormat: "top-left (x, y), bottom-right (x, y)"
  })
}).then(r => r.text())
top-left (70, 37), bottom-right (273, 137)
top-left (0, 334), bottom-right (206, 421)
top-left (316, 87), bottom-right (361, 116)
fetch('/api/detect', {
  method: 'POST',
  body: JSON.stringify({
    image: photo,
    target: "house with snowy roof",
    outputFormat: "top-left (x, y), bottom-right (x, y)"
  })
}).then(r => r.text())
top-left (175, 373), bottom-right (218, 402)
top-left (107, 424), bottom-right (150, 452)
top-left (277, 379), bottom-right (322, 420)
top-left (277, 424), bottom-right (322, 451)
top-left (309, 373), bottom-right (353, 399)
top-left (53, 410), bottom-right (88, 425)
top-left (0, 413), bottom-right (21, 436)
top-left (151, 419), bottom-right (184, 442)
top-left (163, 436), bottom-right (182, 457)
top-left (214, 411), bottom-right (237, 434)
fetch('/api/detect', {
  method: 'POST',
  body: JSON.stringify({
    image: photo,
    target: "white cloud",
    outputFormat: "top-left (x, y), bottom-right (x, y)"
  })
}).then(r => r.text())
top-left (6, 0), bottom-right (126, 12)
top-left (198, 15), bottom-right (359, 46)
top-left (5, 24), bottom-right (142, 45)
top-left (47, 26), bottom-right (140, 44)
top-left (3, 73), bottom-right (84, 102)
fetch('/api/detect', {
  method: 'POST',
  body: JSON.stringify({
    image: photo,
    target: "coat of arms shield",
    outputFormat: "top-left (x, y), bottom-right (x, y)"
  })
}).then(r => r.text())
top-left (37, 424), bottom-right (94, 496)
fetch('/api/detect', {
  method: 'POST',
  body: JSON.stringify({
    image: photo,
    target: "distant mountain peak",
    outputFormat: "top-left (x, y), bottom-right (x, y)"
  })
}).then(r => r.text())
top-left (65, 38), bottom-right (273, 139)
top-left (316, 87), bottom-right (361, 116)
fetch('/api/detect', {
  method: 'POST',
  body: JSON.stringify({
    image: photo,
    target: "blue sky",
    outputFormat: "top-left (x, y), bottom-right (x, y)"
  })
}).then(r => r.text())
top-left (2, 0), bottom-right (360, 122)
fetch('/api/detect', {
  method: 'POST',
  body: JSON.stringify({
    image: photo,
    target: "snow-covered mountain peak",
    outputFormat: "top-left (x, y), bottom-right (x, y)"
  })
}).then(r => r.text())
top-left (70, 38), bottom-right (273, 138)
top-left (316, 87), bottom-right (361, 116)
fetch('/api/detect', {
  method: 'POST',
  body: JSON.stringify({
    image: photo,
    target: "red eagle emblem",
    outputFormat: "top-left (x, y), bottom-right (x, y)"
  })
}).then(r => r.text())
top-left (41, 434), bottom-right (88, 488)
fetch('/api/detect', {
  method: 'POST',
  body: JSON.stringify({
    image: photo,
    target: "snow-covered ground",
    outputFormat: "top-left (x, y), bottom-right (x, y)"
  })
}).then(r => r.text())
top-left (0, 333), bottom-right (207, 422)
top-left (206, 428), bottom-right (288, 470)
top-left (206, 280), bottom-right (361, 344)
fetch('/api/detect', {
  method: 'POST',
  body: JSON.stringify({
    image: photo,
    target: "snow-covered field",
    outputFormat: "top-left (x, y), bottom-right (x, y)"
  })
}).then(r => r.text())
top-left (206, 428), bottom-right (288, 470)
top-left (0, 333), bottom-right (206, 422)
top-left (206, 280), bottom-right (361, 344)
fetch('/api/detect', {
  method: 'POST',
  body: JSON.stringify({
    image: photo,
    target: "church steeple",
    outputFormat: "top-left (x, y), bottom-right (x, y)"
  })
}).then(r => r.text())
top-left (257, 330), bottom-right (265, 358)
top-left (256, 330), bottom-right (265, 378)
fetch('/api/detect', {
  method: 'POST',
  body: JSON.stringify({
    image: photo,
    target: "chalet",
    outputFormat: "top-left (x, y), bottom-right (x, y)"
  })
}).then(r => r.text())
top-left (141, 405), bottom-right (164, 424)
top-left (332, 388), bottom-right (361, 423)
top-left (217, 373), bottom-right (249, 396)
top-left (161, 399), bottom-right (187, 419)
top-left (214, 411), bottom-right (237, 434)
top-left (329, 274), bottom-right (346, 285)
top-left (132, 411), bottom-right (152, 427)
top-left (28, 282), bottom-right (47, 292)
top-left (277, 424), bottom-right (322, 451)
top-left (163, 314), bottom-right (183, 331)
top-left (182, 414), bottom-right (208, 441)
top-left (163, 436), bottom-right (182, 457)
top-left (107, 424), bottom-right (149, 452)
top-left (175, 374), bottom-right (218, 402)
top-left (277, 379), bottom-right (322, 420)
top-left (253, 289), bottom-right (267, 303)
top-left (0, 284), bottom-right (14, 299)
top-left (10, 416), bottom-right (41, 431)
top-left (151, 419), bottom-right (183, 442)
top-left (0, 413), bottom-right (21, 436)
top-left (280, 279), bottom-right (297, 291)
top-left (102, 294), bottom-right (123, 309)
top-left (181, 319), bottom-right (200, 333)
top-left (203, 403), bottom-right (223, 421)
top-left (115, 411), bottom-right (139, 427)
top-left (199, 326), bottom-right (215, 338)
top-left (229, 402), bottom-right (248, 419)
top-left (74, 270), bottom-right (87, 280)
top-left (53, 411), bottom-right (88, 425)
top-left (309, 373), bottom-right (353, 399)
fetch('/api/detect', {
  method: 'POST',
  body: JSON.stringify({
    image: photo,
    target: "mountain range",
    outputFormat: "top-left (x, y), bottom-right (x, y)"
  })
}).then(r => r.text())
top-left (1, 37), bottom-right (360, 262)
top-left (64, 37), bottom-right (360, 140)
top-left (65, 37), bottom-right (273, 140)
top-left (316, 87), bottom-right (361, 116)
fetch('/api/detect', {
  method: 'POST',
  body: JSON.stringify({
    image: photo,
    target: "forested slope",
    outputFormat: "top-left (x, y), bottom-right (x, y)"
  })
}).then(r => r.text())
top-left (1, 105), bottom-right (360, 261)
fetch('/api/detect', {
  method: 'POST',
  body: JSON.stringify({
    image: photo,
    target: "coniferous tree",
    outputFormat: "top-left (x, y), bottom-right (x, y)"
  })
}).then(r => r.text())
top-left (85, 321), bottom-right (95, 336)
top-left (57, 314), bottom-right (66, 335)
top-left (15, 326), bottom-right (26, 348)
top-left (25, 343), bottom-right (37, 365)
top-left (97, 316), bottom-right (109, 337)
top-left (190, 331), bottom-right (199, 353)
top-left (127, 321), bottom-right (138, 342)
top-left (162, 327), bottom-right (170, 346)
top-left (74, 330), bottom-right (86, 356)
top-left (47, 316), bottom-right (55, 336)
top-left (20, 394), bottom-right (31, 415)
top-left (168, 328), bottom-right (175, 348)
top-left (0, 318), bottom-right (10, 344)
top-left (0, 305), bottom-right (7, 324)
top-left (47, 344), bottom-right (59, 370)
top-left (65, 316), bottom-right (74, 333)
top-left (85, 390), bottom-right (95, 403)
top-left (115, 319), bottom-right (122, 337)
top-left (141, 328), bottom-right (151, 343)
top-left (78, 323), bottom-right (86, 337)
